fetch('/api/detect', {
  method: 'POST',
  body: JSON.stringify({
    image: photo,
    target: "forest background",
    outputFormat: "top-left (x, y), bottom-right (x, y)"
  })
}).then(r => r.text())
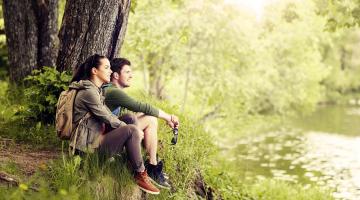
top-left (0, 0), bottom-right (359, 199)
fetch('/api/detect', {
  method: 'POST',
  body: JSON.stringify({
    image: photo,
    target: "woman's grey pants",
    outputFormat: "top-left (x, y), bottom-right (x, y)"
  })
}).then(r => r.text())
top-left (98, 114), bottom-right (145, 172)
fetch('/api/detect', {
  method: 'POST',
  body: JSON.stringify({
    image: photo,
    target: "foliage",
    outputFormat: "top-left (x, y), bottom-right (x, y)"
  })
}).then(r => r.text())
top-left (0, 4), bottom-right (8, 77)
top-left (21, 67), bottom-right (71, 123)
top-left (315, 0), bottom-right (360, 31)
top-left (0, 0), bottom-right (359, 199)
top-left (122, 0), bottom-right (332, 139)
top-left (123, 0), bottom-right (185, 99)
top-left (246, 0), bottom-right (328, 115)
top-left (318, 28), bottom-right (360, 103)
top-left (0, 81), bottom-right (59, 147)
top-left (0, 93), bottom-right (219, 199)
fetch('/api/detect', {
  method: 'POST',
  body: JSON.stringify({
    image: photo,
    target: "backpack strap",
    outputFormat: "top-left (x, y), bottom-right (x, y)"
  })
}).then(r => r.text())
top-left (69, 112), bottom-right (92, 156)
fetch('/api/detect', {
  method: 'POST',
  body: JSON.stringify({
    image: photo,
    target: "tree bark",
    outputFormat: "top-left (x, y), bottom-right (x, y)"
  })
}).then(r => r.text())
top-left (56, 0), bottom-right (131, 72)
top-left (148, 60), bottom-right (167, 100)
top-left (181, 66), bottom-right (191, 113)
top-left (2, 0), bottom-right (58, 83)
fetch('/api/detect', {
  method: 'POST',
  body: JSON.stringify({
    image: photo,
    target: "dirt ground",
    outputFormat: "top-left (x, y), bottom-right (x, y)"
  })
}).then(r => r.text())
top-left (0, 137), bottom-right (60, 176)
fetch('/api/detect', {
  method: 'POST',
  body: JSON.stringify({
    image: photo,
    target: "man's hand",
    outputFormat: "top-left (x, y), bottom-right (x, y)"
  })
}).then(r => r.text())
top-left (158, 110), bottom-right (180, 129)
top-left (167, 114), bottom-right (179, 129)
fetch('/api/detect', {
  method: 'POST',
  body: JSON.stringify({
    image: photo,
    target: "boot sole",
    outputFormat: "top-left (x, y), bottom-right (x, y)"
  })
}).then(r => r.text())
top-left (148, 177), bottom-right (171, 190)
top-left (138, 186), bottom-right (160, 195)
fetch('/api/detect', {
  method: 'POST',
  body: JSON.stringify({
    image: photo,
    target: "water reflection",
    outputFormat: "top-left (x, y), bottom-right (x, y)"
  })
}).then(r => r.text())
top-left (231, 130), bottom-right (360, 200)
top-left (292, 105), bottom-right (360, 137)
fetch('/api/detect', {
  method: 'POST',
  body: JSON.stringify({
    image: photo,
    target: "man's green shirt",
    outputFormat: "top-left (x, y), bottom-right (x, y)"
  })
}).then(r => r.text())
top-left (103, 83), bottom-right (159, 117)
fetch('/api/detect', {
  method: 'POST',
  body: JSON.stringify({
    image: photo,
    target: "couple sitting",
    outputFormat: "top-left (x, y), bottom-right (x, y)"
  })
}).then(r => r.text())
top-left (69, 54), bottom-right (179, 195)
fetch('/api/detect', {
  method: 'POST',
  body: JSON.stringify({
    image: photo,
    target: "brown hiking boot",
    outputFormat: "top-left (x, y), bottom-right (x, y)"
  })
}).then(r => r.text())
top-left (134, 170), bottom-right (160, 195)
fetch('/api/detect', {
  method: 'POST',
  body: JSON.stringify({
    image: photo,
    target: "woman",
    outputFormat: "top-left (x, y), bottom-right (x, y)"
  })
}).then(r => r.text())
top-left (69, 54), bottom-right (160, 195)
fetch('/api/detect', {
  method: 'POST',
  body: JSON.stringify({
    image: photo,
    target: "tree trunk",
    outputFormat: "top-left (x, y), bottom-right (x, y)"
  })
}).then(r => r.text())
top-left (149, 62), bottom-right (167, 100)
top-left (140, 55), bottom-right (149, 93)
top-left (2, 0), bottom-right (58, 83)
top-left (181, 66), bottom-right (191, 113)
top-left (56, 0), bottom-right (131, 72)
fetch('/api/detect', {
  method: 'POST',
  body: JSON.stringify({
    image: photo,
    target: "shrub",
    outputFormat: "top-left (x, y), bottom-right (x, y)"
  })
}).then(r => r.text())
top-left (22, 67), bottom-right (71, 123)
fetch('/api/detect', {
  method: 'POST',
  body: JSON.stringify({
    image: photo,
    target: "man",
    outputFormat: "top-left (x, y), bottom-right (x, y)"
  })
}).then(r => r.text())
top-left (103, 58), bottom-right (180, 189)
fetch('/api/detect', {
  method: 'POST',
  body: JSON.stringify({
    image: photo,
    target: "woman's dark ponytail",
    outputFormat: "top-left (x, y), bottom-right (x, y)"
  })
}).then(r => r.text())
top-left (71, 54), bottom-right (107, 82)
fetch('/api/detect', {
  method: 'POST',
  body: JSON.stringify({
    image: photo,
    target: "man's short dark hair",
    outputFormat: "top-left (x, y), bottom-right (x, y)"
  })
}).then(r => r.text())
top-left (110, 58), bottom-right (131, 74)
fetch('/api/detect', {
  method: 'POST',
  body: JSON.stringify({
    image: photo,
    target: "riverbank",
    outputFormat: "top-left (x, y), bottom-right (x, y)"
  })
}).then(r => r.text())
top-left (0, 130), bottom-right (334, 200)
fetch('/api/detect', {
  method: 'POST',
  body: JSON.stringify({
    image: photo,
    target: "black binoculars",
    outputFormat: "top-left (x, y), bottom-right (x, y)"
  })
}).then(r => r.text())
top-left (171, 128), bottom-right (178, 145)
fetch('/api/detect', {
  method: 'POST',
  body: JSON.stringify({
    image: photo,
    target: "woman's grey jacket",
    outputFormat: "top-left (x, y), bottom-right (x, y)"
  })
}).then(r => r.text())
top-left (69, 80), bottom-right (126, 152)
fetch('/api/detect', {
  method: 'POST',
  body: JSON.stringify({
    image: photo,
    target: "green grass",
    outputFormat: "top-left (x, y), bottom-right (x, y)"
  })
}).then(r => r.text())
top-left (0, 81), bottom-right (335, 200)
top-left (0, 154), bottom-right (136, 200)
top-left (0, 85), bottom-right (218, 199)
top-left (246, 179), bottom-right (333, 200)
top-left (0, 161), bottom-right (23, 179)
top-left (203, 166), bottom-right (334, 200)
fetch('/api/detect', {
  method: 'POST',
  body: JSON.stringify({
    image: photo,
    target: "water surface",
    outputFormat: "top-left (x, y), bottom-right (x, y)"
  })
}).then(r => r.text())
top-left (228, 106), bottom-right (360, 200)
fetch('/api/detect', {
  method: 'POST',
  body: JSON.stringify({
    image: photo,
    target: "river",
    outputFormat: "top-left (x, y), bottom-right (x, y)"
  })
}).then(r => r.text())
top-left (226, 105), bottom-right (360, 200)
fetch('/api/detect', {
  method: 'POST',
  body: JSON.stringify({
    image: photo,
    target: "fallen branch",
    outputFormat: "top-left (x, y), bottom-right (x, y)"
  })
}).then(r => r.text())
top-left (0, 137), bottom-right (15, 149)
top-left (0, 171), bottom-right (39, 192)
top-left (0, 171), bottom-right (19, 186)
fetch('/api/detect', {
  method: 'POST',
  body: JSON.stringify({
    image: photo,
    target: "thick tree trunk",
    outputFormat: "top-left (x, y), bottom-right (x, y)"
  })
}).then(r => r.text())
top-left (56, 0), bottom-right (131, 72)
top-left (2, 0), bottom-right (58, 83)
